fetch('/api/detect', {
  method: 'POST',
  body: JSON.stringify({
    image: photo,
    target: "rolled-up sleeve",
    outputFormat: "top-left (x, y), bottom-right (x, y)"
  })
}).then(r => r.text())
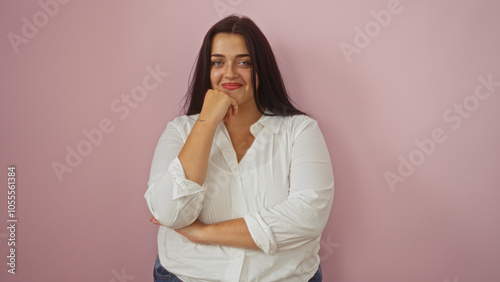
top-left (244, 118), bottom-right (334, 255)
top-left (144, 121), bottom-right (206, 229)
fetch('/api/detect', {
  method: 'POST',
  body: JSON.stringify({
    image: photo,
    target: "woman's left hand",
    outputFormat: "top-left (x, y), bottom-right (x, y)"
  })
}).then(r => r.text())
top-left (149, 216), bottom-right (161, 225)
top-left (149, 216), bottom-right (207, 244)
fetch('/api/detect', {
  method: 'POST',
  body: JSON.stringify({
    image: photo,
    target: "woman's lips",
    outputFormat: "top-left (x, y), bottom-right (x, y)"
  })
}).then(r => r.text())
top-left (222, 83), bottom-right (242, 90)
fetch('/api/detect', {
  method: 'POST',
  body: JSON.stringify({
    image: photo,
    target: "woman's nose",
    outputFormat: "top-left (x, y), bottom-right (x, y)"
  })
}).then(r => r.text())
top-left (224, 64), bottom-right (238, 79)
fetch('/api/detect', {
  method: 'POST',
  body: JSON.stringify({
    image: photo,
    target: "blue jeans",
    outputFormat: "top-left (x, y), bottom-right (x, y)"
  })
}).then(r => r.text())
top-left (153, 255), bottom-right (322, 281)
top-left (154, 255), bottom-right (182, 282)
top-left (309, 265), bottom-right (323, 282)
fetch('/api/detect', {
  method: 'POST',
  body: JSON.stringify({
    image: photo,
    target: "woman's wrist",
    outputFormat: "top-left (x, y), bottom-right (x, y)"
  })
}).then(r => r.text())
top-left (196, 114), bottom-right (220, 127)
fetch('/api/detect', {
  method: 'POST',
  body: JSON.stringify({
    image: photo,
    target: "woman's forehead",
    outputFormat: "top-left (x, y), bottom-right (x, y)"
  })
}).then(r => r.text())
top-left (211, 33), bottom-right (249, 55)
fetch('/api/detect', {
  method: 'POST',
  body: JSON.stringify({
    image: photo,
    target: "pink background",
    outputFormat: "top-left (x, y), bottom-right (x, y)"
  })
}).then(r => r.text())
top-left (1, 0), bottom-right (500, 281)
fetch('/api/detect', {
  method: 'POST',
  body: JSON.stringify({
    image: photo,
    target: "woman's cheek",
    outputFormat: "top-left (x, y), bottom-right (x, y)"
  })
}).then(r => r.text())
top-left (210, 72), bottom-right (219, 88)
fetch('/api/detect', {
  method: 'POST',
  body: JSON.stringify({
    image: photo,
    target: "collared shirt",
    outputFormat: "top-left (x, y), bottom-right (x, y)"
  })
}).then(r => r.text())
top-left (144, 113), bottom-right (334, 282)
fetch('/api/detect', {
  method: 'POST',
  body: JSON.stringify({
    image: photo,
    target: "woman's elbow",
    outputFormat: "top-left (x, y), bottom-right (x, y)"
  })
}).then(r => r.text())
top-left (156, 213), bottom-right (190, 229)
top-left (149, 201), bottom-right (197, 229)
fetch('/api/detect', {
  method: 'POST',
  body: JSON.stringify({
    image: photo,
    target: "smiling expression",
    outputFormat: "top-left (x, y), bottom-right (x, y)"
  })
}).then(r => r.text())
top-left (210, 33), bottom-right (258, 109)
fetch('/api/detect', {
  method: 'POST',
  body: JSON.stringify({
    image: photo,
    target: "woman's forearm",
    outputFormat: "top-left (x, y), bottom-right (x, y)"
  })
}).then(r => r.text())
top-left (174, 218), bottom-right (260, 250)
top-left (203, 218), bottom-right (259, 250)
top-left (177, 117), bottom-right (219, 186)
top-left (178, 89), bottom-right (238, 186)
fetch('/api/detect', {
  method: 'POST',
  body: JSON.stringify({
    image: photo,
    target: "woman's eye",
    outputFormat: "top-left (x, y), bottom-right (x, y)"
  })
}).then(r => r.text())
top-left (238, 60), bottom-right (251, 67)
top-left (211, 61), bottom-right (223, 67)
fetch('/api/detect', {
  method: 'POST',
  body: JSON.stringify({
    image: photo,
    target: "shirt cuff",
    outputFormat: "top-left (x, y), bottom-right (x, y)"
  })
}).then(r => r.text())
top-left (243, 213), bottom-right (278, 255)
top-left (168, 157), bottom-right (206, 200)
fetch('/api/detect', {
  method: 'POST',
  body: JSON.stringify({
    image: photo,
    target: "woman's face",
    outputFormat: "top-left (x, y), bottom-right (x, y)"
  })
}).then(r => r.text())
top-left (210, 33), bottom-right (258, 109)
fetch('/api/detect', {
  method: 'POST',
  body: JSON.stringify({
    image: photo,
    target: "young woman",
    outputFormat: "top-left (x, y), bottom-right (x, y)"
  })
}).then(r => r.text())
top-left (145, 15), bottom-right (334, 282)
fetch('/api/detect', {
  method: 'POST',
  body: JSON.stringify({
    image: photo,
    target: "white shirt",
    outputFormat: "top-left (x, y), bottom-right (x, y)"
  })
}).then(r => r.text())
top-left (144, 113), bottom-right (334, 282)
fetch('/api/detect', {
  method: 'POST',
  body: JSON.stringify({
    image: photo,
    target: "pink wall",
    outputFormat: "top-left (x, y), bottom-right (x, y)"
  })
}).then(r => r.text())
top-left (1, 0), bottom-right (499, 281)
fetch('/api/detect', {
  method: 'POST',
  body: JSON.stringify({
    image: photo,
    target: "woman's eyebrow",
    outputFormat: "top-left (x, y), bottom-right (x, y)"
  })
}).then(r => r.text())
top-left (211, 54), bottom-right (250, 58)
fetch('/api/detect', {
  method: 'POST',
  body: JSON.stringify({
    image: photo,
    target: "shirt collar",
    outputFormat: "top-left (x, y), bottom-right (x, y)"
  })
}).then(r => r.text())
top-left (255, 109), bottom-right (282, 135)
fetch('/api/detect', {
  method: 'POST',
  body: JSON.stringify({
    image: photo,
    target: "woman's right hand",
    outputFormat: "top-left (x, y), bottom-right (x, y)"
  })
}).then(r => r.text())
top-left (199, 89), bottom-right (238, 123)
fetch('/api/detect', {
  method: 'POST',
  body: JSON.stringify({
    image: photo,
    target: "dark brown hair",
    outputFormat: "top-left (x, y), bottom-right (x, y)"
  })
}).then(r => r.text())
top-left (183, 15), bottom-right (306, 116)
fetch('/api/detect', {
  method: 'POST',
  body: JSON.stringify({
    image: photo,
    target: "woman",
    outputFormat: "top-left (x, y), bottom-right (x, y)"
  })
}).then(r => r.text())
top-left (145, 15), bottom-right (334, 281)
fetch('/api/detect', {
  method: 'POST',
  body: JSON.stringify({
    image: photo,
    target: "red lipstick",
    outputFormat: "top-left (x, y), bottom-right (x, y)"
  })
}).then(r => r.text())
top-left (222, 83), bottom-right (242, 90)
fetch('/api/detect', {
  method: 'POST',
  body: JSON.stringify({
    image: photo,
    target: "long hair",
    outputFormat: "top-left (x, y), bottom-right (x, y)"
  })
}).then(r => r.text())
top-left (183, 15), bottom-right (306, 116)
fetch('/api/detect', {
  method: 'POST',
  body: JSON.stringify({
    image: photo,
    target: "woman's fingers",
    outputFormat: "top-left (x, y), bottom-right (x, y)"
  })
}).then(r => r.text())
top-left (200, 89), bottom-right (239, 123)
top-left (150, 216), bottom-right (161, 225)
top-left (230, 98), bottom-right (238, 117)
top-left (225, 106), bottom-right (233, 122)
top-left (224, 96), bottom-right (238, 123)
